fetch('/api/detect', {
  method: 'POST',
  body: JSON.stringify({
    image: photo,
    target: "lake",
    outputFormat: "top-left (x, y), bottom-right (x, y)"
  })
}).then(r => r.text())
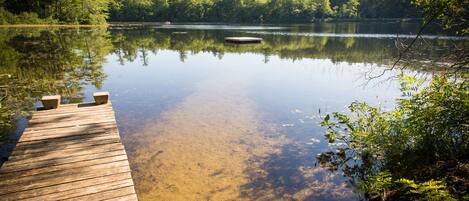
top-left (0, 22), bottom-right (465, 200)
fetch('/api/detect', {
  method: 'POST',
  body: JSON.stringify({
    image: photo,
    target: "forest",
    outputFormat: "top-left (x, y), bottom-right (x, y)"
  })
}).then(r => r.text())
top-left (0, 0), bottom-right (419, 24)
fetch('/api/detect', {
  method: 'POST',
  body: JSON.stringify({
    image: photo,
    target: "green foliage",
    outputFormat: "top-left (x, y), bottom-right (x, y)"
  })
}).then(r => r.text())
top-left (0, 0), bottom-right (425, 24)
top-left (317, 75), bottom-right (468, 200)
top-left (0, 0), bottom-right (115, 24)
top-left (52, 0), bottom-right (112, 24)
top-left (398, 179), bottom-right (457, 201)
top-left (412, 0), bottom-right (469, 34)
top-left (357, 172), bottom-right (393, 199)
top-left (358, 0), bottom-right (417, 18)
top-left (334, 0), bottom-right (360, 18)
top-left (109, 0), bottom-right (420, 22)
top-left (0, 8), bottom-right (57, 24)
top-left (111, 0), bottom-right (156, 21)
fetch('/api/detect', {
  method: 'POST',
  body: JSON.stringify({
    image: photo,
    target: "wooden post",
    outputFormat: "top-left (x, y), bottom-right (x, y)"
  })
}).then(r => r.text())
top-left (41, 95), bottom-right (61, 110)
top-left (93, 91), bottom-right (109, 105)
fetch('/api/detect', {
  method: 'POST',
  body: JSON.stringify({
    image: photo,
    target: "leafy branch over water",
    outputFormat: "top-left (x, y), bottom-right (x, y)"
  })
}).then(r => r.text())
top-left (318, 76), bottom-right (468, 200)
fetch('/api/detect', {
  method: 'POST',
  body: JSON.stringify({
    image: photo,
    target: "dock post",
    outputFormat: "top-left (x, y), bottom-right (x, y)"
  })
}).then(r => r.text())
top-left (41, 95), bottom-right (61, 109)
top-left (93, 91), bottom-right (109, 105)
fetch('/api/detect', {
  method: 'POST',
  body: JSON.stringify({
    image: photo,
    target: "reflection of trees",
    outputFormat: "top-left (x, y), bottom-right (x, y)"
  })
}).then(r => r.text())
top-left (109, 29), bottom-right (399, 65)
top-left (0, 28), bottom-right (112, 136)
top-left (111, 29), bottom-right (459, 71)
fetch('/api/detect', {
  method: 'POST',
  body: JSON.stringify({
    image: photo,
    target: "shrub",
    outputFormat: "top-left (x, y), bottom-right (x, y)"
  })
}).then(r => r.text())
top-left (318, 75), bottom-right (468, 200)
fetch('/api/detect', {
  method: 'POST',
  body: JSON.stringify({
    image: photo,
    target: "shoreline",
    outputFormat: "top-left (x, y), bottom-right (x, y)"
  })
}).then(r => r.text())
top-left (0, 18), bottom-right (425, 28)
top-left (0, 24), bottom-right (108, 28)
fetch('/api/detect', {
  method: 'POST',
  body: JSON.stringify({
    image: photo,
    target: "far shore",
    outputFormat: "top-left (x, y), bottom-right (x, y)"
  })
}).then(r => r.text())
top-left (0, 18), bottom-right (424, 28)
top-left (0, 24), bottom-right (108, 28)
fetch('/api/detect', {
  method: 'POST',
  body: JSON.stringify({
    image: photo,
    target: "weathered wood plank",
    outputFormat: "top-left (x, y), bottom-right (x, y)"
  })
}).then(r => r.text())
top-left (28, 111), bottom-right (115, 123)
top-left (0, 155), bottom-right (129, 180)
top-left (20, 122), bottom-right (117, 139)
top-left (31, 108), bottom-right (114, 117)
top-left (12, 135), bottom-right (121, 156)
top-left (32, 105), bottom-right (113, 114)
top-left (17, 127), bottom-right (118, 144)
top-left (26, 118), bottom-right (117, 131)
top-left (5, 142), bottom-right (124, 165)
top-left (0, 165), bottom-right (131, 195)
top-left (104, 193), bottom-right (139, 201)
top-left (35, 103), bottom-right (112, 111)
top-left (0, 150), bottom-right (127, 173)
top-left (1, 172), bottom-right (133, 200)
top-left (32, 107), bottom-right (113, 117)
top-left (30, 110), bottom-right (114, 121)
top-left (16, 127), bottom-right (119, 149)
top-left (0, 161), bottom-right (130, 194)
top-left (29, 111), bottom-right (115, 122)
top-left (64, 186), bottom-right (137, 201)
top-left (34, 103), bottom-right (112, 113)
top-left (22, 179), bottom-right (135, 201)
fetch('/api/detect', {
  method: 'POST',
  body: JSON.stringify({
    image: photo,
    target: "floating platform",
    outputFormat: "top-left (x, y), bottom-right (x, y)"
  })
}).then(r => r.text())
top-left (225, 37), bottom-right (262, 44)
top-left (0, 92), bottom-right (138, 201)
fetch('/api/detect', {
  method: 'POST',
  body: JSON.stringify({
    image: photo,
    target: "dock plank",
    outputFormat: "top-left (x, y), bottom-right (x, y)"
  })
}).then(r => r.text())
top-left (26, 118), bottom-right (117, 131)
top-left (0, 155), bottom-right (129, 180)
top-left (1, 172), bottom-right (133, 200)
top-left (0, 165), bottom-right (130, 195)
top-left (27, 112), bottom-right (116, 125)
top-left (0, 101), bottom-right (138, 200)
top-left (23, 179), bottom-right (135, 201)
top-left (19, 123), bottom-right (118, 141)
top-left (6, 142), bottom-right (124, 164)
top-left (1, 150), bottom-right (127, 173)
top-left (12, 136), bottom-right (121, 156)
top-left (104, 194), bottom-right (140, 201)
top-left (64, 186), bottom-right (137, 201)
top-left (0, 156), bottom-right (129, 189)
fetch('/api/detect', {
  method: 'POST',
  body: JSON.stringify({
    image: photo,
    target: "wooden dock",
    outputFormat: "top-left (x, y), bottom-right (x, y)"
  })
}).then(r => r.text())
top-left (0, 93), bottom-right (138, 200)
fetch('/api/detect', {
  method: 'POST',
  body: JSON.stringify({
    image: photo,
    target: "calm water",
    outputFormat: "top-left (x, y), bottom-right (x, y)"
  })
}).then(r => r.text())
top-left (0, 22), bottom-right (465, 200)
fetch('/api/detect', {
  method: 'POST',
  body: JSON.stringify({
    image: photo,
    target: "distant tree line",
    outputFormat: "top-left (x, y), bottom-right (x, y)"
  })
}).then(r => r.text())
top-left (110, 0), bottom-right (419, 22)
top-left (0, 0), bottom-right (116, 24)
top-left (0, 0), bottom-right (419, 24)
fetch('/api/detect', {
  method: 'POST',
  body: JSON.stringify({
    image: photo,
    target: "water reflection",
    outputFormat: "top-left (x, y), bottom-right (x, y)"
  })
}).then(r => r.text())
top-left (0, 28), bottom-right (111, 103)
top-left (243, 31), bottom-right (468, 40)
top-left (0, 23), bottom-right (466, 200)
top-left (0, 28), bottom-right (111, 162)
top-left (108, 27), bottom-right (399, 64)
top-left (242, 143), bottom-right (357, 200)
